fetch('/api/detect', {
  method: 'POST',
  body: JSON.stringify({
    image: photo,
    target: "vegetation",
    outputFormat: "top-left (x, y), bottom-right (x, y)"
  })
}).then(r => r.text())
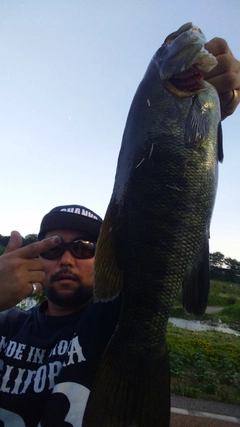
top-left (1, 234), bottom-right (239, 282)
top-left (0, 233), bottom-right (38, 250)
top-left (168, 324), bottom-right (240, 405)
top-left (173, 280), bottom-right (240, 319)
top-left (210, 251), bottom-right (240, 283)
top-left (0, 234), bottom-right (38, 255)
top-left (20, 278), bottom-right (240, 405)
top-left (1, 235), bottom-right (240, 404)
top-left (169, 279), bottom-right (240, 405)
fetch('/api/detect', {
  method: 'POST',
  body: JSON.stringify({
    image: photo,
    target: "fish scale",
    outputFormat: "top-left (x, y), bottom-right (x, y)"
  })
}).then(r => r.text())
top-left (83, 22), bottom-right (222, 426)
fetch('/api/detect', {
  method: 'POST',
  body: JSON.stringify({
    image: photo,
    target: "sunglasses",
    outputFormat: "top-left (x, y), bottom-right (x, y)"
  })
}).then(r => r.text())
top-left (40, 238), bottom-right (96, 260)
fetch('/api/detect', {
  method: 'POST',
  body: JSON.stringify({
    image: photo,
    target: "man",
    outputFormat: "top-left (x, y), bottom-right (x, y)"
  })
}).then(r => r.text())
top-left (0, 205), bottom-right (121, 426)
top-left (1, 36), bottom-right (240, 313)
top-left (0, 37), bottom-right (239, 426)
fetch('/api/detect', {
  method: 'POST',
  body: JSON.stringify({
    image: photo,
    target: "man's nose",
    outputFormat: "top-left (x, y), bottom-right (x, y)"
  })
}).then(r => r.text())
top-left (59, 249), bottom-right (75, 266)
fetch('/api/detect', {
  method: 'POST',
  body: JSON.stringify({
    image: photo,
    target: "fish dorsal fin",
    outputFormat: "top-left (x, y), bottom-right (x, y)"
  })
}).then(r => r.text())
top-left (94, 202), bottom-right (123, 302)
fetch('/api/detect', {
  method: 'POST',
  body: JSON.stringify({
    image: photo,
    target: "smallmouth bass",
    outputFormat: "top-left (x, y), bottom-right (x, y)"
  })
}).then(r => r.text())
top-left (83, 22), bottom-right (223, 427)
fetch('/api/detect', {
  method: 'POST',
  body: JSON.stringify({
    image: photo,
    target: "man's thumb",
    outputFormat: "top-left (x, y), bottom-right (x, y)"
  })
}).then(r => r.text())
top-left (4, 231), bottom-right (23, 253)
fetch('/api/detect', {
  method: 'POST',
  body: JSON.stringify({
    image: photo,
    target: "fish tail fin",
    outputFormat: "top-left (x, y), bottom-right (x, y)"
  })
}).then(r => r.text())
top-left (82, 334), bottom-right (170, 427)
top-left (182, 237), bottom-right (210, 315)
top-left (94, 201), bottom-right (123, 301)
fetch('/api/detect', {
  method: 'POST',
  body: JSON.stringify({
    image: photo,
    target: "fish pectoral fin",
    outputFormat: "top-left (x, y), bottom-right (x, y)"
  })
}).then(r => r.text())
top-left (82, 333), bottom-right (170, 426)
top-left (182, 237), bottom-right (210, 315)
top-left (94, 202), bottom-right (123, 302)
top-left (185, 95), bottom-right (211, 148)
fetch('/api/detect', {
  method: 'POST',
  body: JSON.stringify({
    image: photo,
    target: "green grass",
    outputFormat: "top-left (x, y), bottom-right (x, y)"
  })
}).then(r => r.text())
top-left (170, 302), bottom-right (240, 324)
top-left (215, 303), bottom-right (240, 323)
top-left (167, 323), bottom-right (240, 405)
top-left (172, 279), bottom-right (240, 322)
top-left (208, 280), bottom-right (240, 306)
top-left (167, 279), bottom-right (240, 405)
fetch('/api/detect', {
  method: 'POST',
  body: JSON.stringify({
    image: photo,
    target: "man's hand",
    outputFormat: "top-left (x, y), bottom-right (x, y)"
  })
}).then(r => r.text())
top-left (204, 38), bottom-right (240, 121)
top-left (0, 231), bottom-right (60, 311)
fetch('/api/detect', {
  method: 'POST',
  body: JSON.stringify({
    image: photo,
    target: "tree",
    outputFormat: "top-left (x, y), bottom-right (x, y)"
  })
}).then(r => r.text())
top-left (22, 234), bottom-right (38, 246)
top-left (209, 251), bottom-right (225, 268)
top-left (0, 234), bottom-right (10, 247)
top-left (224, 257), bottom-right (240, 272)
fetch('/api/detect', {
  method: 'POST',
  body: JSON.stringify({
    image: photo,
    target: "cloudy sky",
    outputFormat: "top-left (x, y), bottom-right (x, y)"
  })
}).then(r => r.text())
top-left (1, 0), bottom-right (240, 260)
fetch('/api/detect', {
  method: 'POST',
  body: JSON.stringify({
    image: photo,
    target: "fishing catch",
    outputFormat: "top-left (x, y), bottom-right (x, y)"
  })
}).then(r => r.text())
top-left (83, 22), bottom-right (223, 426)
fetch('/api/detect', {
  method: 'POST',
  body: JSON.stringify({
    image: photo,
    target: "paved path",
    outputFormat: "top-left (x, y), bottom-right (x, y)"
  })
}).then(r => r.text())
top-left (205, 306), bottom-right (223, 314)
top-left (170, 413), bottom-right (239, 426)
top-left (171, 395), bottom-right (240, 426)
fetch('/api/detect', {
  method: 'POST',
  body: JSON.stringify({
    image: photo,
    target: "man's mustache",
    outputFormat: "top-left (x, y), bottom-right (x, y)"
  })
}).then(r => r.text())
top-left (50, 268), bottom-right (82, 284)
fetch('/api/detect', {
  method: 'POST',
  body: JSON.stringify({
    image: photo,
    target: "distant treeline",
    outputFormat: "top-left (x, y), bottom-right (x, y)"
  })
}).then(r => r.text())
top-left (0, 234), bottom-right (239, 283)
top-left (210, 252), bottom-right (240, 284)
top-left (0, 234), bottom-right (38, 255)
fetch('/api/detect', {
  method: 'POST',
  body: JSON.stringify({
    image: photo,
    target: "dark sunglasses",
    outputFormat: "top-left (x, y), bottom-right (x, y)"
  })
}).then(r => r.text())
top-left (40, 238), bottom-right (96, 260)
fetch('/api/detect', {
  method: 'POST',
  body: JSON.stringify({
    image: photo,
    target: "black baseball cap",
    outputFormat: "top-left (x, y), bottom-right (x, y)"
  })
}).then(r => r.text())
top-left (38, 205), bottom-right (103, 241)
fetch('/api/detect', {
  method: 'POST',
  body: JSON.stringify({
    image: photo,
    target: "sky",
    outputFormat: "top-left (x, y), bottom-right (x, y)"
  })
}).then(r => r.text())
top-left (1, 0), bottom-right (240, 260)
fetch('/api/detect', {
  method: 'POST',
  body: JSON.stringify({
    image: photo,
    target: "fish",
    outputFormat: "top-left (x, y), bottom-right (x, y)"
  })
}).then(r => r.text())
top-left (83, 22), bottom-right (223, 427)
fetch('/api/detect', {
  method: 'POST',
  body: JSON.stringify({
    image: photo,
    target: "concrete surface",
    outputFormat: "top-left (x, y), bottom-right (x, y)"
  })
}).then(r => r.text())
top-left (171, 395), bottom-right (240, 426)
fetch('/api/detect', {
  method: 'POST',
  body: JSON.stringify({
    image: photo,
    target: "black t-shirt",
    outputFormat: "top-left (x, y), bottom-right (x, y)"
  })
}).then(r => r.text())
top-left (0, 298), bottom-right (120, 426)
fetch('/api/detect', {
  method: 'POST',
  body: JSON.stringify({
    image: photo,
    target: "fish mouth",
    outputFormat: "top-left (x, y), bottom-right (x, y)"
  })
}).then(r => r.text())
top-left (169, 66), bottom-right (204, 93)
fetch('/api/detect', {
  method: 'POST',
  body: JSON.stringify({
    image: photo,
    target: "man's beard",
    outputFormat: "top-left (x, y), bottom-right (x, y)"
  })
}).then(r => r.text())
top-left (42, 268), bottom-right (93, 308)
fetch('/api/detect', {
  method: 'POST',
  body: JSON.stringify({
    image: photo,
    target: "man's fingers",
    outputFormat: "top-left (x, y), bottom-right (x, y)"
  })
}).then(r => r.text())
top-left (205, 37), bottom-right (232, 58)
top-left (27, 282), bottom-right (42, 298)
top-left (26, 258), bottom-right (46, 271)
top-left (219, 90), bottom-right (240, 120)
top-left (204, 37), bottom-right (239, 83)
top-left (17, 235), bottom-right (61, 259)
top-left (205, 70), bottom-right (240, 94)
top-left (206, 69), bottom-right (240, 120)
top-left (203, 37), bottom-right (240, 120)
top-left (0, 235), bottom-right (59, 310)
top-left (204, 56), bottom-right (239, 82)
top-left (4, 231), bottom-right (22, 254)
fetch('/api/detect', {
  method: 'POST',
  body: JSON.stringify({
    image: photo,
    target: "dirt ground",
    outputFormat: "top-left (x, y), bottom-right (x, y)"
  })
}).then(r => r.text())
top-left (170, 413), bottom-right (238, 426)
